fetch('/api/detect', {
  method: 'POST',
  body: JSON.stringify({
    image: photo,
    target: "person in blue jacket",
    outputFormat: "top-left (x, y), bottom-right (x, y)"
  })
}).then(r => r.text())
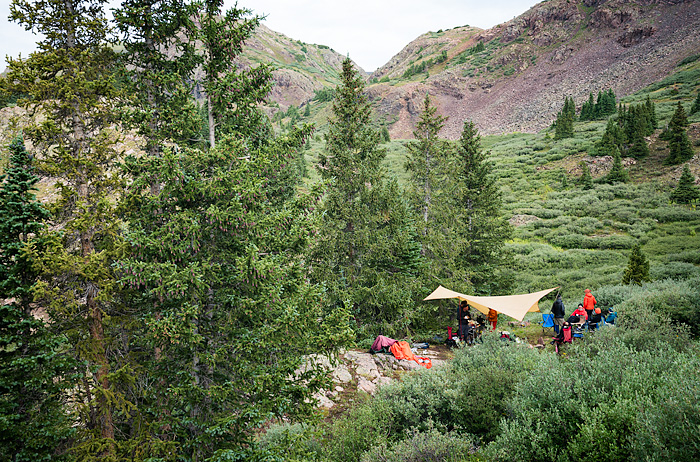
top-left (605, 307), bottom-right (618, 325)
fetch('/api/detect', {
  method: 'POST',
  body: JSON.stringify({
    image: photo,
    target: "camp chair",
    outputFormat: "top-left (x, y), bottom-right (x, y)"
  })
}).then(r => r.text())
top-left (551, 324), bottom-right (572, 353)
top-left (447, 326), bottom-right (458, 339)
top-left (446, 327), bottom-right (459, 347)
top-left (541, 313), bottom-right (555, 334)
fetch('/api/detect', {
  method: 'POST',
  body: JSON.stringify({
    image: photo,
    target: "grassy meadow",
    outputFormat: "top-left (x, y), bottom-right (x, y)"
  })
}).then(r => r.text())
top-left (298, 59), bottom-right (700, 320)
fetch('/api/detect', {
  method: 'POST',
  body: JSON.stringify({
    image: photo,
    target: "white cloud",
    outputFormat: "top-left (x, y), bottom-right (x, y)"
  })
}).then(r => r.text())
top-left (1, 0), bottom-right (538, 71)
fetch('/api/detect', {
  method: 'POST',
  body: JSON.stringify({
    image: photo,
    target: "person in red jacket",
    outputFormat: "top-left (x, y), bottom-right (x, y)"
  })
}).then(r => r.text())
top-left (568, 303), bottom-right (588, 326)
top-left (583, 289), bottom-right (597, 319)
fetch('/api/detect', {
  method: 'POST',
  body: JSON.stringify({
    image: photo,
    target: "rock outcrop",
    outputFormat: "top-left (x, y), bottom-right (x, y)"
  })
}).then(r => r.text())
top-left (306, 347), bottom-right (447, 410)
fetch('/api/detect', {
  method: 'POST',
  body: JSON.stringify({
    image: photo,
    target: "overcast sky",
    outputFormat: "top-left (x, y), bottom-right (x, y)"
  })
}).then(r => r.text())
top-left (1, 0), bottom-right (539, 71)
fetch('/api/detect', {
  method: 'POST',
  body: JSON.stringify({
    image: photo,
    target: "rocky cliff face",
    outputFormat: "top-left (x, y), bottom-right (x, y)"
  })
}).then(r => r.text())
top-left (363, 0), bottom-right (700, 138)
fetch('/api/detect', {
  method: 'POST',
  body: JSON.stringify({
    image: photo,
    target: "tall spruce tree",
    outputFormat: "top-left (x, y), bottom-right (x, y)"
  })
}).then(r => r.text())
top-left (666, 101), bottom-right (694, 165)
top-left (627, 106), bottom-right (650, 159)
top-left (691, 92), bottom-right (700, 115)
top-left (0, 136), bottom-right (75, 461)
top-left (312, 57), bottom-right (422, 332)
top-left (443, 121), bottom-right (513, 294)
top-left (114, 0), bottom-right (202, 159)
top-left (554, 96), bottom-right (575, 139)
top-left (405, 94), bottom-right (448, 244)
top-left (580, 90), bottom-right (616, 121)
top-left (622, 243), bottom-right (651, 285)
top-left (598, 118), bottom-right (625, 156)
top-left (187, 0), bottom-right (272, 148)
top-left (670, 164), bottom-right (700, 204)
top-left (119, 126), bottom-right (351, 460)
top-left (579, 93), bottom-right (595, 121)
top-left (603, 146), bottom-right (629, 184)
top-left (598, 89), bottom-right (617, 117)
top-left (6, 0), bottom-right (125, 455)
top-left (579, 161), bottom-right (594, 190)
top-left (645, 95), bottom-right (657, 132)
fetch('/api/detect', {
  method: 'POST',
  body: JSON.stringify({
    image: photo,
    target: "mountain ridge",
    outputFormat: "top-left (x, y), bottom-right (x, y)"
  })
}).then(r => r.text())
top-left (364, 0), bottom-right (700, 138)
top-left (248, 0), bottom-right (700, 139)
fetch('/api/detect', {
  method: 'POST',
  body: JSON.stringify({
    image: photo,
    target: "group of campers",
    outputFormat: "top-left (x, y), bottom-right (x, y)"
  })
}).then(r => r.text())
top-left (452, 289), bottom-right (618, 347)
top-left (551, 289), bottom-right (618, 342)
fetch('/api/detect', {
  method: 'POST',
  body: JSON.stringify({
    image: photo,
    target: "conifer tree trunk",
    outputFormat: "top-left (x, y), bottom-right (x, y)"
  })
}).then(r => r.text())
top-left (69, 25), bottom-right (115, 441)
top-left (8, 0), bottom-right (122, 453)
top-left (208, 94), bottom-right (216, 148)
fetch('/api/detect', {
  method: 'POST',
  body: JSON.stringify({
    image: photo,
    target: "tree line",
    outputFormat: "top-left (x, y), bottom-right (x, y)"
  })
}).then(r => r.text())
top-left (554, 89), bottom-right (697, 192)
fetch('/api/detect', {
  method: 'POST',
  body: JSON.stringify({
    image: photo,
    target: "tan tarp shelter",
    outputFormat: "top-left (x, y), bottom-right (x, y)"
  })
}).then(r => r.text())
top-left (423, 285), bottom-right (559, 322)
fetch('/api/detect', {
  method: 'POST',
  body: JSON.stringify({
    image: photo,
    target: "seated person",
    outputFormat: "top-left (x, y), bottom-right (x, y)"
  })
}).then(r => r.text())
top-left (464, 320), bottom-right (478, 344)
top-left (588, 307), bottom-right (602, 329)
top-left (605, 307), bottom-right (618, 325)
top-left (567, 303), bottom-right (588, 326)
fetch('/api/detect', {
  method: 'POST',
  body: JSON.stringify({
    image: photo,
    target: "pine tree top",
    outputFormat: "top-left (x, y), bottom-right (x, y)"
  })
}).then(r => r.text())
top-left (670, 164), bottom-right (700, 204)
top-left (669, 101), bottom-right (689, 131)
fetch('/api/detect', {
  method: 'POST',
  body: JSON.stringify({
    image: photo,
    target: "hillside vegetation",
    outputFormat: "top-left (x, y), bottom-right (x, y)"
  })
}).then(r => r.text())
top-left (296, 58), bottom-right (700, 309)
top-left (1, 0), bottom-right (699, 461)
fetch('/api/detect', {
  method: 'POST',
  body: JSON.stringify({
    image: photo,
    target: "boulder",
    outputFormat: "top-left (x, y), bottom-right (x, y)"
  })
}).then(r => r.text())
top-left (357, 377), bottom-right (377, 395)
top-left (332, 365), bottom-right (353, 383)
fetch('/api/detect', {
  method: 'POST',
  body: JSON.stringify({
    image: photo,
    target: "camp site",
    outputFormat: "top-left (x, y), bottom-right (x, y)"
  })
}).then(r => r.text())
top-left (2, 0), bottom-right (700, 460)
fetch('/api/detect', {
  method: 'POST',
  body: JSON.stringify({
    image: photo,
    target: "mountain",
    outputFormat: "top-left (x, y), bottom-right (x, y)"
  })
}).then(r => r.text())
top-left (363, 0), bottom-right (700, 138)
top-left (240, 24), bottom-right (364, 114)
top-left (252, 0), bottom-right (700, 139)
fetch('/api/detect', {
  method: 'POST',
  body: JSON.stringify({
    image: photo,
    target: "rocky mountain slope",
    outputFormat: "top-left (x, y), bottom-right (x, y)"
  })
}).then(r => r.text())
top-left (365, 0), bottom-right (700, 138)
top-left (4, 1), bottom-right (699, 140)
top-left (240, 24), bottom-right (364, 113)
top-left (246, 0), bottom-right (700, 139)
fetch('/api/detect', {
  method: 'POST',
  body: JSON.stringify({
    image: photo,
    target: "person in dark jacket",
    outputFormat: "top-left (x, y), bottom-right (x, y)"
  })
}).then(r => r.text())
top-left (551, 293), bottom-right (565, 334)
top-left (588, 307), bottom-right (602, 330)
top-left (458, 300), bottom-right (472, 340)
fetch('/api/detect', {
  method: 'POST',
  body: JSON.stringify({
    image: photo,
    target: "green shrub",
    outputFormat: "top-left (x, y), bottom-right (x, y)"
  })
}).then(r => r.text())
top-left (376, 367), bottom-right (458, 435)
top-left (641, 207), bottom-right (698, 223)
top-left (595, 278), bottom-right (699, 342)
top-left (566, 401), bottom-right (637, 461)
top-left (360, 428), bottom-right (477, 462)
top-left (595, 234), bottom-right (635, 249)
top-left (666, 249), bottom-right (700, 264)
top-left (650, 261), bottom-right (700, 280)
top-left (486, 331), bottom-right (699, 461)
top-left (631, 353), bottom-right (700, 461)
top-left (523, 208), bottom-right (563, 219)
top-left (550, 233), bottom-right (589, 249)
top-left (258, 422), bottom-right (324, 461)
top-left (321, 395), bottom-right (395, 462)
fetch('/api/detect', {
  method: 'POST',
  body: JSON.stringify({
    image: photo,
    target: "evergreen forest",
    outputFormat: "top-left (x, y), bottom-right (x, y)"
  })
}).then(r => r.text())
top-left (1, 1), bottom-right (699, 461)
